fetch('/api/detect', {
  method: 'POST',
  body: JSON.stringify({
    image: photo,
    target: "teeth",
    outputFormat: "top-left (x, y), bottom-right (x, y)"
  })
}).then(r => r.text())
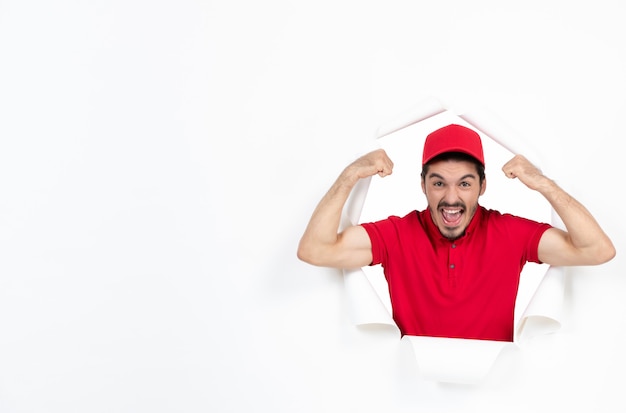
top-left (443, 209), bottom-right (461, 214)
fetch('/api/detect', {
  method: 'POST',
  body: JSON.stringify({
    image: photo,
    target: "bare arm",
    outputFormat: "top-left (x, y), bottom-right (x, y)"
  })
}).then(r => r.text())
top-left (503, 155), bottom-right (615, 266)
top-left (297, 149), bottom-right (394, 269)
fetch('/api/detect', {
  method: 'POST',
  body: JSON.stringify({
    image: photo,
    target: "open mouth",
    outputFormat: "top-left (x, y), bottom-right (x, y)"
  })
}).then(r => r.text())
top-left (440, 207), bottom-right (463, 227)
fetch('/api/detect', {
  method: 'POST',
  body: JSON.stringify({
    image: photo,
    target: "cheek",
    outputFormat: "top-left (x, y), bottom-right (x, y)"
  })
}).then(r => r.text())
top-left (423, 188), bottom-right (439, 206)
top-left (425, 193), bottom-right (441, 211)
top-left (463, 191), bottom-right (481, 205)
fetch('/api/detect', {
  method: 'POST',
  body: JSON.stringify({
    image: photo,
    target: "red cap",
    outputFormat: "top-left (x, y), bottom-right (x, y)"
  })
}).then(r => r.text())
top-left (422, 124), bottom-right (485, 166)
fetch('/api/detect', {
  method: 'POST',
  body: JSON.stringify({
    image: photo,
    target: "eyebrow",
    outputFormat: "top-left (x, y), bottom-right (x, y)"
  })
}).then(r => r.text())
top-left (427, 172), bottom-right (477, 181)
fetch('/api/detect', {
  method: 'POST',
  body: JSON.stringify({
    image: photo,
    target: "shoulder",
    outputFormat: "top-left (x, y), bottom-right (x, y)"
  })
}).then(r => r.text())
top-left (480, 207), bottom-right (552, 236)
top-left (361, 210), bottom-right (423, 235)
top-left (481, 207), bottom-right (546, 224)
top-left (362, 210), bottom-right (421, 224)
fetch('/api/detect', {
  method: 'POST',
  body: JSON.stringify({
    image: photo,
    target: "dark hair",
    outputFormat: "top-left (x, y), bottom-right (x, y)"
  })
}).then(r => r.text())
top-left (420, 152), bottom-right (485, 183)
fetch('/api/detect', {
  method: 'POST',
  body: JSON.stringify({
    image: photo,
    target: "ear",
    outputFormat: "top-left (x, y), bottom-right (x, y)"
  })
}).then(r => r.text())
top-left (479, 177), bottom-right (487, 196)
top-left (421, 178), bottom-right (426, 194)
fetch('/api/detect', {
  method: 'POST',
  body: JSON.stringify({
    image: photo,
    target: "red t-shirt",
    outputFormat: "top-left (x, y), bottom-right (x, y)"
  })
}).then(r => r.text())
top-left (361, 206), bottom-right (551, 342)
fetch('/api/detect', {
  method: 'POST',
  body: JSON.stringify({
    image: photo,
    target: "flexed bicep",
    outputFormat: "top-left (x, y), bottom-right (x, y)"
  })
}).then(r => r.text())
top-left (332, 225), bottom-right (373, 269)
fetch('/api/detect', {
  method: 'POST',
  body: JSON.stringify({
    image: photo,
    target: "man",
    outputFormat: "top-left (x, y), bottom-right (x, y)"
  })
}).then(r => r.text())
top-left (297, 123), bottom-right (615, 342)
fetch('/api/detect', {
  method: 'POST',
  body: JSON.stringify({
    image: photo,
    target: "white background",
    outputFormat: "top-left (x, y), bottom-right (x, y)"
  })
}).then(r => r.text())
top-left (0, 1), bottom-right (624, 412)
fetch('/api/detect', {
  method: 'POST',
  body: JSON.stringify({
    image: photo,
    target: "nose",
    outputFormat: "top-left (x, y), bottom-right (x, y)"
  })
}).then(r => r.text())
top-left (443, 186), bottom-right (460, 204)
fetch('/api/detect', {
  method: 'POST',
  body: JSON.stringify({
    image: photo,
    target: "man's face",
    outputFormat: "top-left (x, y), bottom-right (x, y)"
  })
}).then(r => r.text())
top-left (421, 159), bottom-right (486, 240)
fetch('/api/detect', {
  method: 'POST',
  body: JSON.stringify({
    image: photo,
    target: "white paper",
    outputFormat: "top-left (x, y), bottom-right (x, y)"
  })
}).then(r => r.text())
top-left (343, 267), bottom-right (395, 327)
top-left (516, 265), bottom-right (565, 341)
top-left (402, 335), bottom-right (513, 384)
top-left (376, 95), bottom-right (446, 139)
top-left (458, 106), bottom-right (545, 174)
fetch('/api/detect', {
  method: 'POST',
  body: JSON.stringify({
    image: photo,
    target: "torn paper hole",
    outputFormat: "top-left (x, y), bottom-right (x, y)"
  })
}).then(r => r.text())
top-left (341, 97), bottom-right (566, 384)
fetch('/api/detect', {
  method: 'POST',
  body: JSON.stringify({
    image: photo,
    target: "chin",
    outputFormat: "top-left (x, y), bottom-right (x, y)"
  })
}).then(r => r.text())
top-left (441, 227), bottom-right (463, 240)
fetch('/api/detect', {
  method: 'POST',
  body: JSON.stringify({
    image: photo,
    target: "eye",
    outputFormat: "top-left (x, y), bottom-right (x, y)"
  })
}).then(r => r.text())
top-left (433, 181), bottom-right (444, 187)
top-left (460, 181), bottom-right (471, 188)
